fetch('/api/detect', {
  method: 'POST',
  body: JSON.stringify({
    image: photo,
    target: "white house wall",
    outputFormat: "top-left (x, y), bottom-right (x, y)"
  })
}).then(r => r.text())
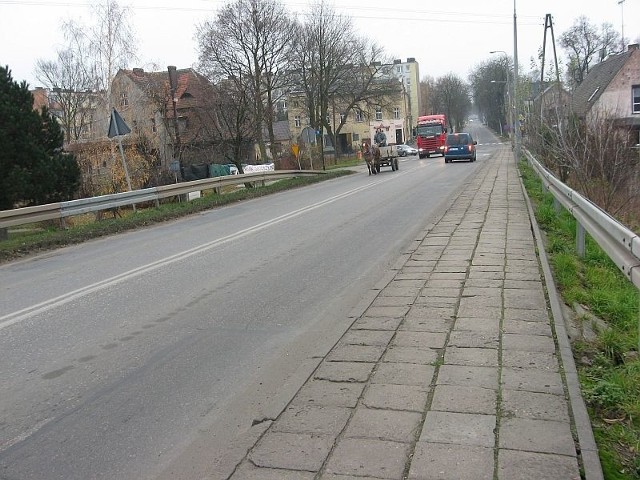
top-left (590, 48), bottom-right (640, 121)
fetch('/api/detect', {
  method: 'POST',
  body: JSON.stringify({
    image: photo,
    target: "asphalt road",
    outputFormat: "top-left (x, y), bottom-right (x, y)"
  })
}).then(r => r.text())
top-left (0, 124), bottom-right (503, 480)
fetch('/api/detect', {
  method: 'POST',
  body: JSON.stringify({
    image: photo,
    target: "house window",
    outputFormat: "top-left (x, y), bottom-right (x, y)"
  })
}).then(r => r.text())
top-left (375, 107), bottom-right (382, 121)
top-left (339, 113), bottom-right (346, 123)
top-left (177, 116), bottom-right (188, 132)
top-left (355, 110), bottom-right (363, 122)
top-left (353, 133), bottom-right (360, 141)
top-left (633, 85), bottom-right (640, 114)
top-left (394, 107), bottom-right (400, 119)
top-left (281, 100), bottom-right (287, 111)
top-left (120, 92), bottom-right (128, 107)
top-left (151, 118), bottom-right (157, 133)
top-left (294, 115), bottom-right (301, 127)
top-left (293, 100), bottom-right (299, 108)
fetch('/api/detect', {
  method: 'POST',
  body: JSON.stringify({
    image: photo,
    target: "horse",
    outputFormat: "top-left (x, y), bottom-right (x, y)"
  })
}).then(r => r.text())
top-left (362, 143), bottom-right (378, 175)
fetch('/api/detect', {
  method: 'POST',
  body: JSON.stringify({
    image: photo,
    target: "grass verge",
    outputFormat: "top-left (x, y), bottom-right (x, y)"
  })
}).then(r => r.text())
top-left (0, 169), bottom-right (354, 263)
top-left (520, 159), bottom-right (640, 479)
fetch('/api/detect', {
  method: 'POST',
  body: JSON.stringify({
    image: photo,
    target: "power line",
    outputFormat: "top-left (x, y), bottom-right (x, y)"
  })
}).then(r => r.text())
top-left (0, 0), bottom-right (544, 26)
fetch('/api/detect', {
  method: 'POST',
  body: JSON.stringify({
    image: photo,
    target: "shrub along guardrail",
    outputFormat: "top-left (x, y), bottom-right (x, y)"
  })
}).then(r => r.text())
top-left (0, 169), bottom-right (324, 229)
top-left (524, 148), bottom-right (640, 290)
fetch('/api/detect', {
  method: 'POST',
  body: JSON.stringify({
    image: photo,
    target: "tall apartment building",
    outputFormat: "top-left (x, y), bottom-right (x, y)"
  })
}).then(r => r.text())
top-left (391, 58), bottom-right (421, 138)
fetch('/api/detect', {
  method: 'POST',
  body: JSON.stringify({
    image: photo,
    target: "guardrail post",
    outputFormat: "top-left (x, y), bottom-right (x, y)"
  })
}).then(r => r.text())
top-left (576, 221), bottom-right (586, 258)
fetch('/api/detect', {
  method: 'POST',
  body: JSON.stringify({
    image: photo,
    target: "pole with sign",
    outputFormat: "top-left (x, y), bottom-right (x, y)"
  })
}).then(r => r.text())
top-left (291, 143), bottom-right (301, 169)
top-left (108, 108), bottom-right (136, 211)
top-left (108, 108), bottom-right (134, 192)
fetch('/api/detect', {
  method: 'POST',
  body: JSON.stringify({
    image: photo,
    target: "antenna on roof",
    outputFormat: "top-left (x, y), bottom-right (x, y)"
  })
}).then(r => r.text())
top-left (618, 0), bottom-right (626, 51)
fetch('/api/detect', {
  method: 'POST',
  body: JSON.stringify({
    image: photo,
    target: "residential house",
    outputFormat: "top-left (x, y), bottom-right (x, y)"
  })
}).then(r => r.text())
top-left (109, 67), bottom-right (220, 169)
top-left (31, 87), bottom-right (52, 112)
top-left (531, 82), bottom-right (571, 127)
top-left (31, 87), bottom-right (101, 143)
top-left (287, 90), bottom-right (408, 157)
top-left (260, 120), bottom-right (291, 164)
top-left (286, 60), bottom-right (414, 156)
top-left (571, 43), bottom-right (640, 145)
top-left (64, 67), bottom-right (224, 192)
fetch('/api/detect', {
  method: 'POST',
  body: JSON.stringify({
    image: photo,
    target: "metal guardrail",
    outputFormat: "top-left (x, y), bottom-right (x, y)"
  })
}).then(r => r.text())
top-left (0, 170), bottom-right (324, 229)
top-left (523, 149), bottom-right (640, 290)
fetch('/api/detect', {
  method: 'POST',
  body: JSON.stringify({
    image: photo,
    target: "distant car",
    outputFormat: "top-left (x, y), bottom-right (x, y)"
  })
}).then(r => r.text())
top-left (396, 144), bottom-right (418, 157)
top-left (444, 133), bottom-right (477, 163)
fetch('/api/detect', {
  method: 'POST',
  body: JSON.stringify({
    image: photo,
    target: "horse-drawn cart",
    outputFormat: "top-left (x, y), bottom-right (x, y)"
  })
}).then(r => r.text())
top-left (363, 144), bottom-right (400, 175)
top-left (375, 145), bottom-right (400, 172)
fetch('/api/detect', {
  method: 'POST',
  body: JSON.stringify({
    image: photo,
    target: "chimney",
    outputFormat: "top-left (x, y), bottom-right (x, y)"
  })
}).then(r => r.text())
top-left (393, 59), bottom-right (401, 64)
top-left (168, 66), bottom-right (178, 94)
top-left (628, 44), bottom-right (639, 51)
top-left (132, 67), bottom-right (144, 76)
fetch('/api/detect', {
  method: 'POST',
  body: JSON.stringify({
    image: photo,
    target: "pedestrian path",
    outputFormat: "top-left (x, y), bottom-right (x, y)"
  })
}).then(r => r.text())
top-left (229, 148), bottom-right (602, 479)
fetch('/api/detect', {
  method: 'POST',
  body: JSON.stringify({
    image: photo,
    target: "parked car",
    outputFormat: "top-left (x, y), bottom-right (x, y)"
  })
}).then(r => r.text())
top-left (396, 144), bottom-right (418, 157)
top-left (443, 133), bottom-right (477, 163)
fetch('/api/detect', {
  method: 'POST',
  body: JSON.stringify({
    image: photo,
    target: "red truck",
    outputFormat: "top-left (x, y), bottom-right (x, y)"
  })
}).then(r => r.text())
top-left (415, 114), bottom-right (448, 159)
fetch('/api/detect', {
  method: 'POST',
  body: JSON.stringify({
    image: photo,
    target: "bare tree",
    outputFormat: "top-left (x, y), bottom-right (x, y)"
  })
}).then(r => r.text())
top-left (35, 0), bottom-right (137, 145)
top-left (205, 81), bottom-right (255, 172)
top-left (418, 76), bottom-right (436, 116)
top-left (197, 0), bottom-right (294, 162)
top-left (527, 107), bottom-right (639, 217)
top-left (290, 3), bottom-right (397, 164)
top-left (326, 42), bottom-right (402, 153)
top-left (65, 0), bottom-right (138, 97)
top-left (469, 59), bottom-right (510, 133)
top-left (560, 16), bottom-right (622, 88)
top-left (35, 49), bottom-right (96, 143)
top-left (431, 74), bottom-right (470, 132)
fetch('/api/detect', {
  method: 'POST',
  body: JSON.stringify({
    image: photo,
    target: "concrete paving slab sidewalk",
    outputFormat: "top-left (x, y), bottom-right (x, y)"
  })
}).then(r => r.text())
top-left (229, 149), bottom-right (603, 479)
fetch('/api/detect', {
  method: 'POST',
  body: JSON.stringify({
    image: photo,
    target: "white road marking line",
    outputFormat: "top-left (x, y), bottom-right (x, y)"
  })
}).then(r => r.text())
top-left (1, 171), bottom-right (410, 330)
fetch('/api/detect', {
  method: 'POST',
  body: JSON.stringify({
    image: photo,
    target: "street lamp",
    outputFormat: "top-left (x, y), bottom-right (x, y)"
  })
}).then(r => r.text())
top-left (512, 0), bottom-right (521, 163)
top-left (490, 51), bottom-right (514, 145)
top-left (490, 80), bottom-right (508, 136)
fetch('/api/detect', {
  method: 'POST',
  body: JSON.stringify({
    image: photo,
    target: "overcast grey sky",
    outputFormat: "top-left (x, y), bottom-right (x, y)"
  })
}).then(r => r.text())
top-left (1, 0), bottom-right (639, 88)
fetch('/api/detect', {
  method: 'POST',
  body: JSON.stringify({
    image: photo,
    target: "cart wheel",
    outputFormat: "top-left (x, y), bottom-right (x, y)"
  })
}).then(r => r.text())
top-left (376, 164), bottom-right (381, 173)
top-left (391, 160), bottom-right (396, 171)
top-left (394, 158), bottom-right (399, 170)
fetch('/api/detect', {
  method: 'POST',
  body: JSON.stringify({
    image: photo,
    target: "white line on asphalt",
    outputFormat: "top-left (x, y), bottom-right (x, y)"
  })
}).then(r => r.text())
top-left (0, 170), bottom-right (410, 331)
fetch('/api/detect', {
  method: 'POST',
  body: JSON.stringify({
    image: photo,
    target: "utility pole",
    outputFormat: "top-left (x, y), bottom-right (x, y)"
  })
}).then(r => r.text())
top-left (513, 0), bottom-right (521, 163)
top-left (168, 66), bottom-right (182, 180)
top-left (540, 14), bottom-right (561, 85)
